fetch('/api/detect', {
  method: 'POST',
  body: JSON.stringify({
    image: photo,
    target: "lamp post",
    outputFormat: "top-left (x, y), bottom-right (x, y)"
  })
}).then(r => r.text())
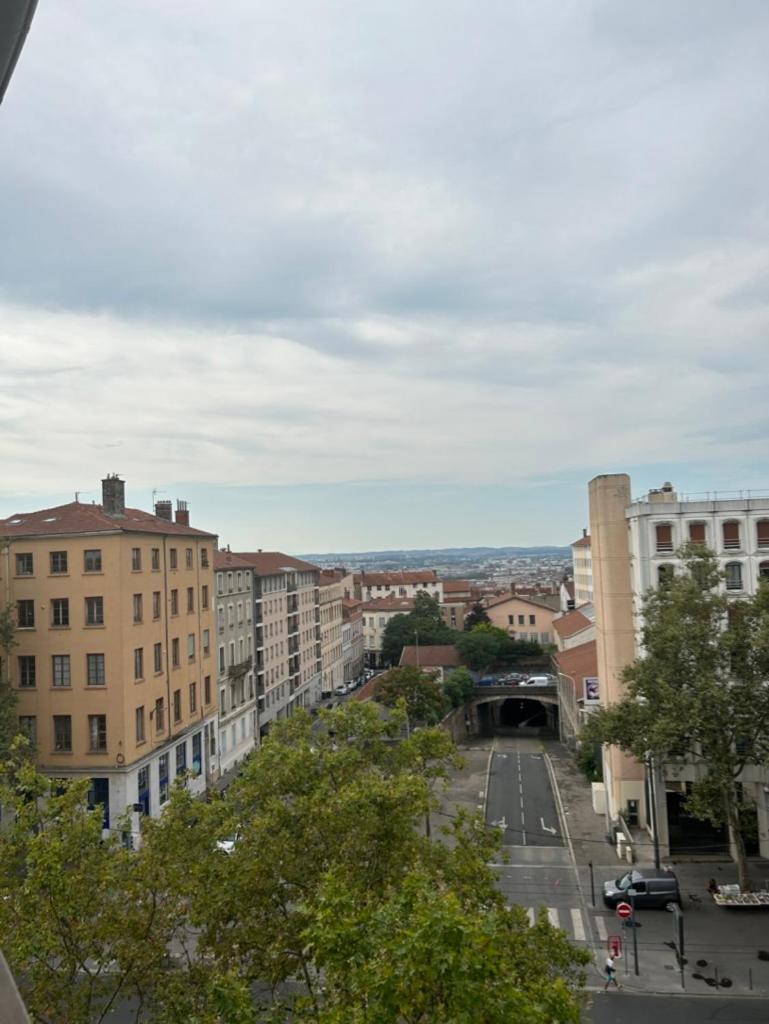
top-left (647, 753), bottom-right (661, 871)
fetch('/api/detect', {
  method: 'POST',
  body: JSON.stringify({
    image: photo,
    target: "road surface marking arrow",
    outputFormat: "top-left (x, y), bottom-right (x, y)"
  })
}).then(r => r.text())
top-left (540, 818), bottom-right (557, 835)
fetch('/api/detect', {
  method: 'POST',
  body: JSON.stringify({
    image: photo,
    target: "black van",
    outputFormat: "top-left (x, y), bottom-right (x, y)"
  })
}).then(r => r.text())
top-left (602, 868), bottom-right (681, 910)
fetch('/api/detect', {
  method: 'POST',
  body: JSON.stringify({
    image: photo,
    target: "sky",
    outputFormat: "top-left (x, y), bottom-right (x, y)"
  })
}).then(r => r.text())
top-left (1, 0), bottom-right (767, 552)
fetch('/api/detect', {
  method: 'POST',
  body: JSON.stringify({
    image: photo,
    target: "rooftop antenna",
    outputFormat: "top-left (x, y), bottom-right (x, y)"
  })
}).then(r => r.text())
top-left (74, 491), bottom-right (80, 503)
top-left (151, 488), bottom-right (165, 507)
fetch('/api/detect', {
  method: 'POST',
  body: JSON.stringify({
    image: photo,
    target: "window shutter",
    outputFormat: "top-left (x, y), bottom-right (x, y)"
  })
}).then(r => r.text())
top-left (688, 523), bottom-right (705, 543)
top-left (655, 523), bottom-right (673, 552)
top-left (757, 520), bottom-right (769, 548)
top-left (723, 521), bottom-right (740, 549)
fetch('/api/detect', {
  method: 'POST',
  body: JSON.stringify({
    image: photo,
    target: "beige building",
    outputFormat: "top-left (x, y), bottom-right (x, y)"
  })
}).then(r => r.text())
top-left (440, 579), bottom-right (471, 631)
top-left (484, 593), bottom-right (558, 647)
top-left (342, 596), bottom-right (364, 685)
top-left (589, 473), bottom-right (769, 859)
top-left (226, 553), bottom-right (321, 734)
top-left (362, 596), bottom-right (414, 668)
top-left (0, 477), bottom-right (217, 838)
top-left (356, 570), bottom-right (442, 603)
top-left (319, 570), bottom-right (344, 696)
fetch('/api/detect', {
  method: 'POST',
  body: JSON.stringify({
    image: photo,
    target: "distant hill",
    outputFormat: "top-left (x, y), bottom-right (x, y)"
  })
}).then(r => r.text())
top-left (301, 545), bottom-right (570, 561)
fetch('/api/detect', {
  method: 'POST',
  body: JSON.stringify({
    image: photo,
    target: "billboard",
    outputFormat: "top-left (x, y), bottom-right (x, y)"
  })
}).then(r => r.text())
top-left (583, 676), bottom-right (600, 703)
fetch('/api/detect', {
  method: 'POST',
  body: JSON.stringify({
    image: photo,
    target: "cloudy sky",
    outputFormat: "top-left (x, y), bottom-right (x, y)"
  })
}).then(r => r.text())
top-left (1, 0), bottom-right (767, 552)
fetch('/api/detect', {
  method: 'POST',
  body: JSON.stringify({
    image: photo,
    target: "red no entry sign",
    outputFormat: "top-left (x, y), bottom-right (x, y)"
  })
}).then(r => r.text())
top-left (616, 901), bottom-right (632, 920)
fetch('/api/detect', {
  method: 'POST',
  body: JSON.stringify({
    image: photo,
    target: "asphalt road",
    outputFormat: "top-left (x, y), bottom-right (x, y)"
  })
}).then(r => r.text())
top-left (485, 739), bottom-right (562, 848)
top-left (587, 993), bottom-right (769, 1023)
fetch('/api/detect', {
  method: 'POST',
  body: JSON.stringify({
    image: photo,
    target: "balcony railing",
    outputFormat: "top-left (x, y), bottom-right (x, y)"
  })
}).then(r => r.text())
top-left (228, 656), bottom-right (252, 680)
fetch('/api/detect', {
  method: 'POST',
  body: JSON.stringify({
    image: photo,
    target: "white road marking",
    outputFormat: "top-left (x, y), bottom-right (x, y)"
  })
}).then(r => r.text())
top-left (547, 907), bottom-right (559, 928)
top-left (540, 817), bottom-right (557, 835)
top-left (571, 908), bottom-right (586, 941)
top-left (526, 907), bottom-right (535, 926)
top-left (595, 915), bottom-right (608, 941)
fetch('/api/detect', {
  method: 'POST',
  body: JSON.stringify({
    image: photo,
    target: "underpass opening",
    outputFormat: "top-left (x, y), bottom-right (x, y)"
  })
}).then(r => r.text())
top-left (499, 696), bottom-right (546, 728)
top-left (476, 697), bottom-right (559, 737)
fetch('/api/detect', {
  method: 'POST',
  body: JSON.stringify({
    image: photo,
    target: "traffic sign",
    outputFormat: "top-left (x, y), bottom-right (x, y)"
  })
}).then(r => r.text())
top-left (609, 935), bottom-right (623, 957)
top-left (616, 901), bottom-right (632, 920)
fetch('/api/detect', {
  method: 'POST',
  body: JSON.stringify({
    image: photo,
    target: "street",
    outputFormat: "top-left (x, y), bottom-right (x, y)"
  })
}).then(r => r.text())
top-left (587, 993), bottom-right (769, 1023)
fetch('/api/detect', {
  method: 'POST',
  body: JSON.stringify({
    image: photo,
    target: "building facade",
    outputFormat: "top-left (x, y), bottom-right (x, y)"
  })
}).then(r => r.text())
top-left (319, 570), bottom-right (344, 697)
top-left (214, 551), bottom-right (257, 781)
top-left (483, 593), bottom-right (558, 647)
top-left (589, 474), bottom-right (769, 860)
top-left (362, 596), bottom-right (414, 668)
top-left (341, 596), bottom-right (364, 685)
top-left (571, 531), bottom-right (593, 606)
top-left (227, 553), bottom-right (321, 734)
top-left (355, 571), bottom-right (443, 603)
top-left (0, 477), bottom-right (217, 841)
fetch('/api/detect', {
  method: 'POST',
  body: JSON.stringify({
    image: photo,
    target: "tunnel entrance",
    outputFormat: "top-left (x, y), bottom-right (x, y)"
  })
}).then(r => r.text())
top-left (499, 697), bottom-right (546, 727)
top-left (477, 698), bottom-right (558, 737)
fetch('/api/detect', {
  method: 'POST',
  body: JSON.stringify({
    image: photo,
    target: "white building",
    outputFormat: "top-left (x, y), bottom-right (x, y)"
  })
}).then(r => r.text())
top-left (571, 531), bottom-right (592, 606)
top-left (356, 571), bottom-right (443, 603)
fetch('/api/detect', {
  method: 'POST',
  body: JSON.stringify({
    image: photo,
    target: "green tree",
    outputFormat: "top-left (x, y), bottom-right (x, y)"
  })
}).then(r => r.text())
top-left (373, 666), bottom-right (450, 724)
top-left (463, 601), bottom-right (491, 630)
top-left (583, 546), bottom-right (769, 890)
top-left (381, 591), bottom-right (457, 666)
top-left (0, 602), bottom-right (20, 761)
top-left (443, 666), bottom-right (475, 707)
top-left (455, 625), bottom-right (505, 673)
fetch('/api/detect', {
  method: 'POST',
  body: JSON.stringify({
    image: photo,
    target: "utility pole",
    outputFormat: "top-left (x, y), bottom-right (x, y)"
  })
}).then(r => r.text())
top-left (648, 754), bottom-right (661, 871)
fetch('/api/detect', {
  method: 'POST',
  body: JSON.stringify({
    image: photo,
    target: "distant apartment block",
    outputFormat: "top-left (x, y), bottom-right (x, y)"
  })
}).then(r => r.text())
top-left (483, 592), bottom-right (558, 647)
top-left (319, 570), bottom-right (344, 697)
top-left (213, 551), bottom-right (257, 781)
top-left (571, 530), bottom-right (592, 606)
top-left (0, 477), bottom-right (217, 841)
top-left (362, 596), bottom-right (414, 668)
top-left (342, 595), bottom-right (364, 685)
top-left (440, 579), bottom-right (471, 630)
top-left (355, 570), bottom-right (443, 603)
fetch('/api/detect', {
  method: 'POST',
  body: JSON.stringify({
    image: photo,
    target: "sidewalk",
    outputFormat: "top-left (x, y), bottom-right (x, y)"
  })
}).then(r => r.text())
top-left (546, 741), bottom-right (769, 997)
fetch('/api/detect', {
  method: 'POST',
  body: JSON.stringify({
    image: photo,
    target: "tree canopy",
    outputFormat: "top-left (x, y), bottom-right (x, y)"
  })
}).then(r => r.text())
top-left (443, 666), bottom-right (476, 707)
top-left (0, 702), bottom-right (588, 1023)
top-left (380, 591), bottom-right (457, 666)
top-left (454, 624), bottom-right (543, 674)
top-left (463, 601), bottom-right (491, 630)
top-left (583, 545), bottom-right (769, 889)
top-left (373, 665), bottom-right (450, 724)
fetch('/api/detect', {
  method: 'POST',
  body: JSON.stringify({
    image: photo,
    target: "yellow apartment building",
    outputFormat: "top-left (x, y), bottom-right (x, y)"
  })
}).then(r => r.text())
top-left (0, 476), bottom-right (217, 841)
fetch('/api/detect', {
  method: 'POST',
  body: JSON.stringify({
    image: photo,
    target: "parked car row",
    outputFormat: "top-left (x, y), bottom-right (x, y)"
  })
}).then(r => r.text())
top-left (476, 673), bottom-right (556, 687)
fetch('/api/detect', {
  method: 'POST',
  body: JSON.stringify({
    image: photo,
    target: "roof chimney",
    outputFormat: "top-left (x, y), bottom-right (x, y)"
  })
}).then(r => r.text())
top-left (101, 475), bottom-right (125, 518)
top-left (155, 500), bottom-right (173, 521)
top-left (175, 500), bottom-right (189, 526)
top-left (582, 528), bottom-right (587, 538)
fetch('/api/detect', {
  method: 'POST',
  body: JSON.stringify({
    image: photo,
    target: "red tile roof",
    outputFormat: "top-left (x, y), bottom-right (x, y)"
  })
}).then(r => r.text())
top-left (571, 535), bottom-right (591, 548)
top-left (553, 640), bottom-right (597, 686)
top-left (361, 596), bottom-right (415, 612)
top-left (230, 552), bottom-right (319, 575)
top-left (484, 592), bottom-right (557, 612)
top-left (442, 579), bottom-right (471, 593)
top-left (553, 607), bottom-right (592, 639)
top-left (358, 570), bottom-right (438, 586)
top-left (399, 644), bottom-right (461, 668)
top-left (0, 501), bottom-right (216, 539)
top-left (214, 550), bottom-right (256, 570)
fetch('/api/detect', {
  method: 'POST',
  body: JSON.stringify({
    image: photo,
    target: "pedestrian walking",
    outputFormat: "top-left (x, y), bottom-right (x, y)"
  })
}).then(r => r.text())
top-left (604, 952), bottom-right (620, 990)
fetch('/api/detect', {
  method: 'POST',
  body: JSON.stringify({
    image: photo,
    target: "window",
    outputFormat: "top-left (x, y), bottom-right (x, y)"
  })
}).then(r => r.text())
top-left (201, 548), bottom-right (209, 568)
top-left (172, 638), bottom-right (180, 668)
top-left (84, 549), bottom-right (102, 573)
top-left (658, 564), bottom-right (675, 587)
top-left (655, 522), bottom-right (673, 553)
top-left (185, 548), bottom-right (193, 569)
top-left (87, 714), bottom-right (107, 752)
top-left (155, 697), bottom-right (165, 733)
top-left (723, 521), bottom-right (740, 550)
top-left (187, 587), bottom-right (194, 613)
top-left (218, 646), bottom-right (225, 673)
top-left (159, 752), bottom-right (169, 802)
top-left (217, 573), bottom-right (224, 595)
top-left (173, 689), bottom-right (182, 723)
top-left (201, 585), bottom-right (209, 609)
top-left (237, 602), bottom-right (243, 624)
top-left (217, 606), bottom-right (225, 633)
top-left (137, 765), bottom-right (150, 815)
top-left (204, 675), bottom-right (211, 705)
top-left (725, 562), bottom-right (743, 591)
top-left (192, 731), bottom-right (202, 776)
top-left (540, 632), bottom-right (551, 645)
top-left (53, 715), bottom-right (72, 752)
top-left (50, 551), bottom-right (68, 574)
top-left (188, 634), bottom-right (196, 661)
top-left (134, 647), bottom-right (144, 680)
top-left (52, 655), bottom-right (71, 687)
top-left (151, 547), bottom-right (160, 570)
top-left (154, 642), bottom-right (162, 674)
top-left (176, 742), bottom-right (187, 776)
top-left (529, 614), bottom-right (536, 625)
top-left (18, 715), bottom-right (37, 746)
top-left (517, 614), bottom-right (525, 625)
top-left (15, 553), bottom-right (33, 576)
top-left (220, 688), bottom-right (227, 714)
top-left (757, 520), bottom-right (769, 549)
top-left (87, 653), bottom-right (105, 686)
top-left (17, 600), bottom-right (34, 628)
top-left (508, 615), bottom-right (514, 625)
top-left (135, 706), bottom-right (145, 743)
top-left (131, 547), bottom-right (142, 571)
top-left (18, 655), bottom-right (36, 688)
top-left (759, 561), bottom-right (769, 581)
top-left (132, 593), bottom-right (143, 623)
top-left (169, 548), bottom-right (178, 570)
top-left (688, 522), bottom-right (706, 545)
top-left (170, 589), bottom-right (179, 615)
top-left (189, 681), bottom-right (197, 714)
top-left (152, 591), bottom-right (161, 620)
top-left (202, 629), bottom-right (210, 656)
top-left (85, 596), bottom-right (104, 626)
top-left (51, 598), bottom-right (69, 627)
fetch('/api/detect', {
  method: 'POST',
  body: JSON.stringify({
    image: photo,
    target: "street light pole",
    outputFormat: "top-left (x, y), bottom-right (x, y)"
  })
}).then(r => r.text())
top-left (648, 753), bottom-right (661, 871)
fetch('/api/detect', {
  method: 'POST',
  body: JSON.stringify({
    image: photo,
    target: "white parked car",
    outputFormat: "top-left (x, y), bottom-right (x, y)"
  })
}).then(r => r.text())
top-left (522, 675), bottom-right (553, 687)
top-left (334, 684), bottom-right (347, 696)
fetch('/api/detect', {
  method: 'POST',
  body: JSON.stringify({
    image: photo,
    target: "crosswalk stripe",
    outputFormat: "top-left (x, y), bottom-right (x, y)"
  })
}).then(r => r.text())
top-left (595, 915), bottom-right (608, 941)
top-left (570, 908), bottom-right (585, 941)
top-left (526, 907), bottom-right (535, 926)
top-left (547, 907), bottom-right (559, 928)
